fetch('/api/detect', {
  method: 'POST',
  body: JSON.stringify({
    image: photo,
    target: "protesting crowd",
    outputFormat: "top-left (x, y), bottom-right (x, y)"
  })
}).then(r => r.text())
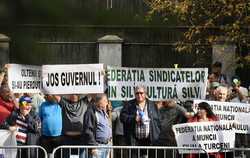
top-left (0, 62), bottom-right (249, 158)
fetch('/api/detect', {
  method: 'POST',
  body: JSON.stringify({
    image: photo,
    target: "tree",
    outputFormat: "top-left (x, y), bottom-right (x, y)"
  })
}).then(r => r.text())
top-left (145, 0), bottom-right (250, 53)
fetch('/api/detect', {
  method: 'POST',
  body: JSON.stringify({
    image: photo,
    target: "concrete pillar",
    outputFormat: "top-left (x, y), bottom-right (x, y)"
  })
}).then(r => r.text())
top-left (98, 35), bottom-right (123, 66)
top-left (212, 44), bottom-right (236, 83)
top-left (0, 34), bottom-right (10, 68)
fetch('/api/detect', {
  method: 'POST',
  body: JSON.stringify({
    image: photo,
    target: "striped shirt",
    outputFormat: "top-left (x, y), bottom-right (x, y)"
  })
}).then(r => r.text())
top-left (16, 115), bottom-right (28, 145)
top-left (135, 104), bottom-right (150, 139)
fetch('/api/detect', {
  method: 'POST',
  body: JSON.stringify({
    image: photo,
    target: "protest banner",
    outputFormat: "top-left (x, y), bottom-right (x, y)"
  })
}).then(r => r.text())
top-left (193, 100), bottom-right (250, 134)
top-left (42, 64), bottom-right (104, 94)
top-left (107, 66), bottom-right (208, 101)
top-left (172, 121), bottom-right (235, 154)
top-left (7, 64), bottom-right (42, 93)
top-left (0, 130), bottom-right (17, 158)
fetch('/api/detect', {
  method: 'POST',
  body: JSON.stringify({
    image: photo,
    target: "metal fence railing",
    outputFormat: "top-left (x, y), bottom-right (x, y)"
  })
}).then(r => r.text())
top-left (51, 146), bottom-right (209, 158)
top-left (221, 147), bottom-right (250, 158)
top-left (2, 145), bottom-right (250, 158)
top-left (0, 145), bottom-right (47, 158)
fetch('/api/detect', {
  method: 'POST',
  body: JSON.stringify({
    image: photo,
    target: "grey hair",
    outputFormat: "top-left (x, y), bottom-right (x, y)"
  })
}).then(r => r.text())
top-left (95, 93), bottom-right (107, 103)
top-left (134, 85), bottom-right (147, 94)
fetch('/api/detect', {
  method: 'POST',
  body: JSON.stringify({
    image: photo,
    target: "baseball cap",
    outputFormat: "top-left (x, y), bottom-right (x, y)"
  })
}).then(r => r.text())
top-left (210, 82), bottom-right (220, 89)
top-left (232, 76), bottom-right (241, 86)
top-left (19, 96), bottom-right (32, 106)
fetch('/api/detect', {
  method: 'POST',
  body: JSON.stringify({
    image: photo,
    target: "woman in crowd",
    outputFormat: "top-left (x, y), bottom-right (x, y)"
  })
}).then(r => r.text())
top-left (186, 102), bottom-right (224, 158)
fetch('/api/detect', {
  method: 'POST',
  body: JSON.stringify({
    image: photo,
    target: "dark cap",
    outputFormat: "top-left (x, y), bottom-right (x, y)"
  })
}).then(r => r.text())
top-left (19, 96), bottom-right (32, 106)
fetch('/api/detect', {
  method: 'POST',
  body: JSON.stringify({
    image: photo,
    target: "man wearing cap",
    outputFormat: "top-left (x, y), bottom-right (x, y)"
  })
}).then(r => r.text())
top-left (1, 96), bottom-right (40, 158)
top-left (206, 81), bottom-right (220, 101)
top-left (227, 76), bottom-right (249, 158)
top-left (228, 76), bottom-right (248, 103)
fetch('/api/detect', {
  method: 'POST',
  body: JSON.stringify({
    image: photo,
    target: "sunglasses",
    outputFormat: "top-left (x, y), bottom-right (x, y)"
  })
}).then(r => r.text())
top-left (20, 104), bottom-right (32, 110)
top-left (135, 92), bottom-right (144, 95)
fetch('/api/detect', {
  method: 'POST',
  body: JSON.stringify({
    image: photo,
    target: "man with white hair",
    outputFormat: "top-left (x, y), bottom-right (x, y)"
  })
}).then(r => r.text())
top-left (120, 85), bottom-right (160, 158)
top-left (214, 86), bottom-right (228, 102)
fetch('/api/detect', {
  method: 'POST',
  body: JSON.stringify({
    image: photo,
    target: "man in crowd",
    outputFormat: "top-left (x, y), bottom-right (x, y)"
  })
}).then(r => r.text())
top-left (227, 76), bottom-right (248, 103)
top-left (206, 81), bottom-right (220, 101)
top-left (54, 94), bottom-right (90, 158)
top-left (214, 86), bottom-right (228, 102)
top-left (156, 99), bottom-right (193, 157)
top-left (211, 61), bottom-right (228, 85)
top-left (84, 93), bottom-right (112, 158)
top-left (213, 86), bottom-right (234, 158)
top-left (120, 85), bottom-right (160, 158)
top-left (227, 76), bottom-right (249, 157)
top-left (39, 94), bottom-right (62, 158)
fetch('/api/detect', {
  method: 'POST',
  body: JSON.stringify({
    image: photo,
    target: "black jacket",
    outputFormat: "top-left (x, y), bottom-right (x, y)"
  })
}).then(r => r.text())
top-left (83, 105), bottom-right (106, 145)
top-left (120, 99), bottom-right (160, 145)
top-left (1, 110), bottom-right (41, 137)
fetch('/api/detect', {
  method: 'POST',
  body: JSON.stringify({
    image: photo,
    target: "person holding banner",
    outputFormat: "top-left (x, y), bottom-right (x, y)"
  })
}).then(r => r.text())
top-left (39, 94), bottom-right (62, 158)
top-left (187, 102), bottom-right (224, 158)
top-left (53, 94), bottom-right (90, 158)
top-left (0, 69), bottom-right (6, 86)
top-left (120, 85), bottom-right (160, 158)
top-left (0, 66), bottom-right (8, 86)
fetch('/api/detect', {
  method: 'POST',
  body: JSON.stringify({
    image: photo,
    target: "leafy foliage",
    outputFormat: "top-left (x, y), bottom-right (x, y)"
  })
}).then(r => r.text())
top-left (146, 0), bottom-right (250, 53)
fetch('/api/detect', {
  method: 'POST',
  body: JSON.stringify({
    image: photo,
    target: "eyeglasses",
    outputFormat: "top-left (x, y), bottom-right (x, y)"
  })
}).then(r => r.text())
top-left (135, 92), bottom-right (144, 95)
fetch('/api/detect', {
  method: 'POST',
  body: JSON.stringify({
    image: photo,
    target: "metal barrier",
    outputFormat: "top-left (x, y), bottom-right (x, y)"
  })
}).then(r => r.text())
top-left (0, 145), bottom-right (47, 158)
top-left (51, 146), bottom-right (209, 158)
top-left (221, 147), bottom-right (250, 158)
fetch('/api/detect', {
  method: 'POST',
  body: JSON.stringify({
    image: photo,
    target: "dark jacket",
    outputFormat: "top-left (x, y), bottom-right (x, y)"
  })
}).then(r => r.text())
top-left (0, 109), bottom-right (41, 144)
top-left (83, 105), bottom-right (112, 145)
top-left (1, 109), bottom-right (41, 158)
top-left (120, 99), bottom-right (160, 145)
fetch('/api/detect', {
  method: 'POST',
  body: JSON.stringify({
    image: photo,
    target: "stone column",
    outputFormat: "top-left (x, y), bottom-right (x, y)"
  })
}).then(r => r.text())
top-left (212, 44), bottom-right (236, 83)
top-left (0, 34), bottom-right (10, 68)
top-left (98, 35), bottom-right (123, 66)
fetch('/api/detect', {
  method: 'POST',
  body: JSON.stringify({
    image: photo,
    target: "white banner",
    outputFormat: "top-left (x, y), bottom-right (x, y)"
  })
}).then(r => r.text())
top-left (107, 66), bottom-right (208, 101)
top-left (42, 64), bottom-right (104, 94)
top-left (0, 130), bottom-right (17, 158)
top-left (172, 121), bottom-right (235, 154)
top-left (193, 100), bottom-right (250, 134)
top-left (7, 64), bottom-right (42, 93)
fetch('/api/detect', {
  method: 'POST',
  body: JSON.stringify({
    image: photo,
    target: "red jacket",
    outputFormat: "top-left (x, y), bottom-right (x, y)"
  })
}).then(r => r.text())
top-left (186, 116), bottom-right (224, 158)
top-left (0, 96), bottom-right (15, 124)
